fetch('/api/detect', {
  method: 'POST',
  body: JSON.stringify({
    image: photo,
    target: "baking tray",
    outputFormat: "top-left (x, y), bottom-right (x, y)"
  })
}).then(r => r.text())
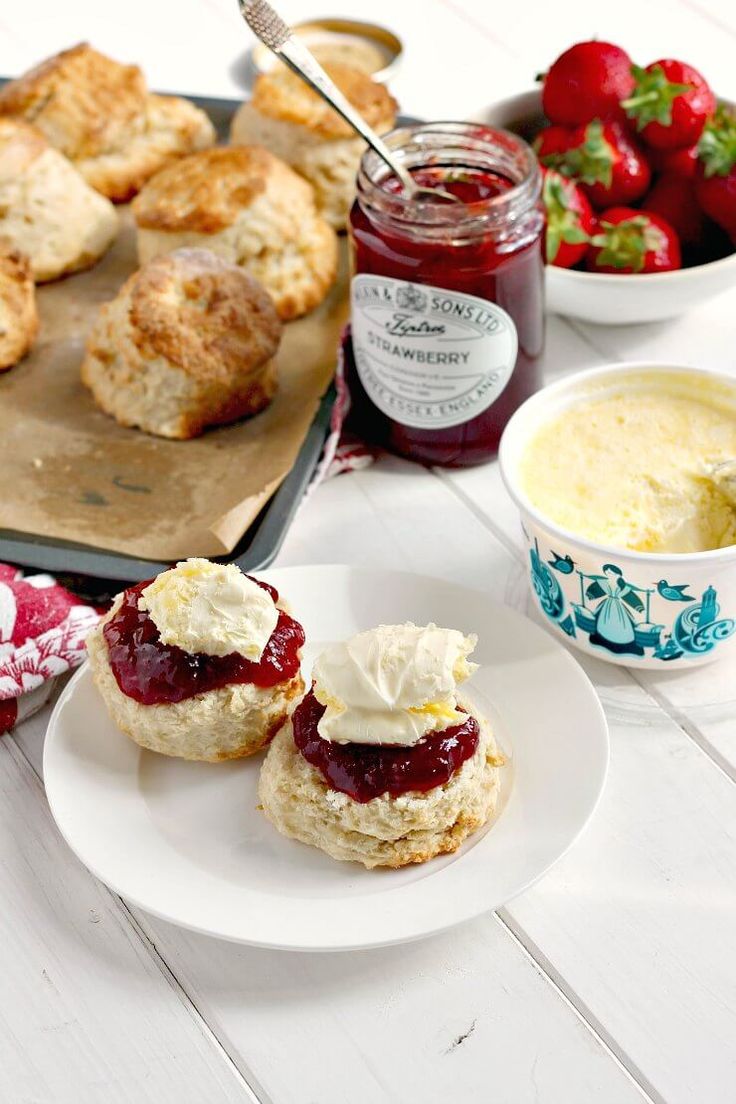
top-left (0, 87), bottom-right (338, 586)
top-left (0, 386), bottom-right (333, 588)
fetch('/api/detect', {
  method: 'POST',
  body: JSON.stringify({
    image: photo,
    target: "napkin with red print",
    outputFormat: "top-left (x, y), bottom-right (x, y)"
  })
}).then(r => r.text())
top-left (308, 328), bottom-right (378, 489)
top-left (0, 565), bottom-right (99, 734)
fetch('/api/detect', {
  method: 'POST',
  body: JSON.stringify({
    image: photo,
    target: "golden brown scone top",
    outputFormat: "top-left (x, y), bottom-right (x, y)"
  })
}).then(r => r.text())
top-left (132, 145), bottom-right (308, 233)
top-left (0, 236), bottom-right (39, 371)
top-left (251, 63), bottom-right (397, 138)
top-left (0, 43), bottom-right (147, 161)
top-left (0, 117), bottom-right (48, 183)
top-left (115, 248), bottom-right (282, 382)
top-left (0, 236), bottom-right (34, 278)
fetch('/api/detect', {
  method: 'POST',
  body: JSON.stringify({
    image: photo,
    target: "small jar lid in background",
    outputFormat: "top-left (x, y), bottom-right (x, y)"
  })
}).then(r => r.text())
top-left (250, 17), bottom-right (403, 83)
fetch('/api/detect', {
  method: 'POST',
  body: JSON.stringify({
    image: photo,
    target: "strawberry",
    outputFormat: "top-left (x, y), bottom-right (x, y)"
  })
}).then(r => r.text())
top-left (533, 125), bottom-right (572, 161)
top-left (541, 41), bottom-right (635, 127)
top-left (696, 105), bottom-right (736, 241)
top-left (649, 144), bottom-right (699, 179)
top-left (541, 168), bottom-right (595, 268)
top-left (586, 207), bottom-right (681, 273)
top-left (645, 175), bottom-right (705, 247)
top-left (540, 119), bottom-right (651, 209)
top-left (622, 59), bottom-right (715, 150)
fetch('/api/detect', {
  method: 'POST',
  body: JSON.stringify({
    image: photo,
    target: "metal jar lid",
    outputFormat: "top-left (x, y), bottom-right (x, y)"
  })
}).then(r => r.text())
top-left (250, 17), bottom-right (403, 83)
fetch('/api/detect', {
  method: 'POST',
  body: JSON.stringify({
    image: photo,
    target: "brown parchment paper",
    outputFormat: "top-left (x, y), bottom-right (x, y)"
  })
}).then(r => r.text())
top-left (0, 210), bottom-right (349, 560)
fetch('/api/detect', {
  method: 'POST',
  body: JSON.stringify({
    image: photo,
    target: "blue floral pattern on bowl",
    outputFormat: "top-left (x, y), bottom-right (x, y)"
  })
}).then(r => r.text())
top-left (527, 535), bottom-right (736, 663)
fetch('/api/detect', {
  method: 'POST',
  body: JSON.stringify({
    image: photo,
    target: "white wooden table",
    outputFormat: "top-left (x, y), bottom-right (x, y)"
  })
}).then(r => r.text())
top-left (3, 2), bottom-right (736, 1101)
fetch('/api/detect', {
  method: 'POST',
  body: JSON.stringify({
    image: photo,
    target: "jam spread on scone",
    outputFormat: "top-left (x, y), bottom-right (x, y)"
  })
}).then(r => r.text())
top-left (293, 688), bottom-right (479, 803)
top-left (293, 623), bottom-right (480, 802)
top-left (104, 575), bottom-right (304, 704)
top-left (259, 622), bottom-right (502, 867)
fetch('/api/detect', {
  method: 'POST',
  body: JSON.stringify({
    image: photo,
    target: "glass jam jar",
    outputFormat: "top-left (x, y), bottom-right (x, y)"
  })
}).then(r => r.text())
top-left (347, 122), bottom-right (545, 467)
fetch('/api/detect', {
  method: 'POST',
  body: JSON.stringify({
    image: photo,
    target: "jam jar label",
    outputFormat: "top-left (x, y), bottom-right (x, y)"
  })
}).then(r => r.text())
top-left (351, 275), bottom-right (518, 430)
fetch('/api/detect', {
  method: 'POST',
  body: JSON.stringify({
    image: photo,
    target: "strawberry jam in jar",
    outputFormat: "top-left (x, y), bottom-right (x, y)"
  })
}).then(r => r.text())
top-left (347, 123), bottom-right (544, 466)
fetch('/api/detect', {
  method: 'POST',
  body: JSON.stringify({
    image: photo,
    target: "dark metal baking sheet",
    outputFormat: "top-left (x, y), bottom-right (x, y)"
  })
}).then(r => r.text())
top-left (0, 388), bottom-right (334, 592)
top-left (0, 86), bottom-right (337, 587)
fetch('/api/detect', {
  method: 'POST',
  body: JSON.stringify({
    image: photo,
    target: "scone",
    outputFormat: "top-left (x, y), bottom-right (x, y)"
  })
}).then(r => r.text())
top-left (132, 146), bottom-right (338, 320)
top-left (87, 559), bottom-right (306, 761)
top-left (0, 241), bottom-right (38, 370)
top-left (0, 43), bottom-right (215, 201)
top-left (231, 64), bottom-right (398, 230)
top-left (0, 118), bottom-right (118, 282)
top-left (81, 248), bottom-right (281, 439)
top-left (259, 624), bottom-right (504, 868)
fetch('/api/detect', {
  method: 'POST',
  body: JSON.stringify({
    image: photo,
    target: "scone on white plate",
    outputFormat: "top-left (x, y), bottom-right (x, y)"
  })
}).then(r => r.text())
top-left (132, 146), bottom-right (338, 320)
top-left (87, 559), bottom-right (306, 762)
top-left (259, 624), bottom-right (504, 868)
top-left (0, 43), bottom-right (215, 202)
top-left (0, 118), bottom-right (118, 282)
top-left (0, 239), bottom-right (38, 370)
top-left (81, 248), bottom-right (281, 439)
top-left (230, 63), bottom-right (398, 230)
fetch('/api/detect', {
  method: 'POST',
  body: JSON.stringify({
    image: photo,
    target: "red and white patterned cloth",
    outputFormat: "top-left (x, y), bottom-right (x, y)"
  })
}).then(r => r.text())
top-left (309, 329), bottom-right (378, 490)
top-left (0, 565), bottom-right (99, 734)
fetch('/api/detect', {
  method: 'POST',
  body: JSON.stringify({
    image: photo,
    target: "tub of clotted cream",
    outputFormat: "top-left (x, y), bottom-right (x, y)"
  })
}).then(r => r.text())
top-left (499, 363), bottom-right (736, 668)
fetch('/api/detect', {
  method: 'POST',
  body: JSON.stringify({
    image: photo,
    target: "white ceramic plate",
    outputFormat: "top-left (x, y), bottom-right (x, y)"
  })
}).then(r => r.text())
top-left (44, 566), bottom-right (609, 952)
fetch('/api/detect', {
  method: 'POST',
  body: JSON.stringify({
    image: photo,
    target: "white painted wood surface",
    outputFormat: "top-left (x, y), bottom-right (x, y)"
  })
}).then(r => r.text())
top-left (4, 2), bottom-right (736, 1101)
top-left (0, 718), bottom-right (255, 1104)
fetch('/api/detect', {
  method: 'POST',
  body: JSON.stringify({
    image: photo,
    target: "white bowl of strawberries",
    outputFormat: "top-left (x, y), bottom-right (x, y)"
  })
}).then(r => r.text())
top-left (480, 40), bottom-right (736, 325)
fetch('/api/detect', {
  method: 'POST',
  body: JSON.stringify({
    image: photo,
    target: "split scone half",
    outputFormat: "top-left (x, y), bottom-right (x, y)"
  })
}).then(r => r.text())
top-left (0, 118), bottom-right (118, 282)
top-left (81, 248), bottom-right (281, 439)
top-left (0, 240), bottom-right (38, 370)
top-left (259, 624), bottom-right (504, 868)
top-left (0, 43), bottom-right (215, 202)
top-left (132, 146), bottom-right (338, 320)
top-left (230, 63), bottom-right (398, 231)
top-left (87, 559), bottom-right (305, 761)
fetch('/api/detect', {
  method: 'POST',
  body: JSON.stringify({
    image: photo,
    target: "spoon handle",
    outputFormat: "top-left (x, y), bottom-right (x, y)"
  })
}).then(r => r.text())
top-left (239, 0), bottom-right (416, 194)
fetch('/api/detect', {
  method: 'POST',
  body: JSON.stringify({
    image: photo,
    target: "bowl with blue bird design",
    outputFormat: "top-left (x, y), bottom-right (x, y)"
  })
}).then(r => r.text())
top-left (499, 363), bottom-right (736, 668)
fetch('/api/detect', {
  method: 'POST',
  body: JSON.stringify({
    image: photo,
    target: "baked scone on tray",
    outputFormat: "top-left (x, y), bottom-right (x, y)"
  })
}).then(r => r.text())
top-left (231, 63), bottom-right (398, 230)
top-left (259, 624), bottom-right (504, 868)
top-left (0, 117), bottom-right (118, 281)
top-left (132, 146), bottom-right (338, 320)
top-left (0, 43), bottom-right (215, 201)
top-left (81, 248), bottom-right (281, 439)
top-left (0, 240), bottom-right (38, 370)
top-left (87, 559), bottom-right (306, 761)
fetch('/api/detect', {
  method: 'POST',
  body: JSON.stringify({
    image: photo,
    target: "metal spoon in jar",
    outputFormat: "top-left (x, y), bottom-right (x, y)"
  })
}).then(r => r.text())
top-left (238, 0), bottom-right (461, 205)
